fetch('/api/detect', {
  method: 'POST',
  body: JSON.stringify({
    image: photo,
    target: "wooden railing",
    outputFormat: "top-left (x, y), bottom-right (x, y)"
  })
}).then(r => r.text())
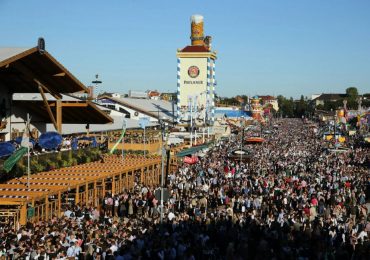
top-left (108, 141), bottom-right (162, 153)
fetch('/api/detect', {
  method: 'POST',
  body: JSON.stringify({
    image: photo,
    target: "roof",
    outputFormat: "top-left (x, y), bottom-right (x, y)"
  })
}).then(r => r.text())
top-left (0, 48), bottom-right (30, 62)
top-left (12, 93), bottom-right (113, 124)
top-left (148, 91), bottom-right (160, 97)
top-left (99, 96), bottom-right (176, 123)
top-left (176, 143), bottom-right (210, 157)
top-left (181, 45), bottom-right (210, 52)
top-left (259, 95), bottom-right (276, 101)
top-left (314, 94), bottom-right (347, 101)
top-left (0, 47), bottom-right (88, 94)
top-left (46, 116), bottom-right (158, 135)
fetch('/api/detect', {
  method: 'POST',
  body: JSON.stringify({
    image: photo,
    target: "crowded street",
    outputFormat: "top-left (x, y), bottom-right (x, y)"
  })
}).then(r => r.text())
top-left (0, 118), bottom-right (369, 259)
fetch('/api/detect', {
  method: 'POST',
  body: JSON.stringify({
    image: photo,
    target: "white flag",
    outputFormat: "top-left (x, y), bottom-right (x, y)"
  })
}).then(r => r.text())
top-left (21, 117), bottom-right (32, 148)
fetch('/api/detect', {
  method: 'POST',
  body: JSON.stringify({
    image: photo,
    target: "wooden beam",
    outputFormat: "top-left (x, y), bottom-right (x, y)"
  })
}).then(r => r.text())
top-left (49, 102), bottom-right (88, 107)
top-left (38, 84), bottom-right (58, 131)
top-left (45, 196), bottom-right (49, 220)
top-left (19, 203), bottom-right (27, 226)
top-left (75, 186), bottom-right (79, 205)
top-left (34, 78), bottom-right (62, 100)
top-left (0, 47), bottom-right (37, 68)
top-left (13, 61), bottom-right (62, 99)
top-left (56, 99), bottom-right (62, 133)
top-left (85, 183), bottom-right (88, 207)
top-left (62, 102), bottom-right (88, 107)
top-left (0, 200), bottom-right (22, 206)
top-left (58, 191), bottom-right (61, 218)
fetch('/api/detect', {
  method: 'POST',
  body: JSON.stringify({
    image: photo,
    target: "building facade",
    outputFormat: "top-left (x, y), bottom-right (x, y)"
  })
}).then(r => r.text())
top-left (176, 15), bottom-right (217, 126)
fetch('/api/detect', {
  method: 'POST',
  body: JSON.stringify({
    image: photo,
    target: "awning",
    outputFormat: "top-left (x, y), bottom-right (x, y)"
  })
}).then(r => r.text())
top-left (176, 143), bottom-right (209, 157)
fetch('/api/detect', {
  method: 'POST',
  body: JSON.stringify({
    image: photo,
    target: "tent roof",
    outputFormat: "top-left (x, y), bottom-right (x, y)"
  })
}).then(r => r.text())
top-left (0, 47), bottom-right (88, 94)
top-left (12, 93), bottom-right (112, 124)
top-left (176, 144), bottom-right (209, 157)
top-left (98, 96), bottom-right (176, 123)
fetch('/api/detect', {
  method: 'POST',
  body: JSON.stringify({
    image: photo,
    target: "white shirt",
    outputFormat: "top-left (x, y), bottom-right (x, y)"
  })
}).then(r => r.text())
top-left (110, 244), bottom-right (118, 253)
top-left (168, 212), bottom-right (175, 221)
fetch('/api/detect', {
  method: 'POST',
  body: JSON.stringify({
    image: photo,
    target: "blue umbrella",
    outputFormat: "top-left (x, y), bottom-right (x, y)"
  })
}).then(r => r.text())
top-left (0, 142), bottom-right (16, 158)
top-left (91, 137), bottom-right (97, 148)
top-left (71, 138), bottom-right (78, 150)
top-left (15, 136), bottom-right (35, 146)
top-left (38, 132), bottom-right (63, 150)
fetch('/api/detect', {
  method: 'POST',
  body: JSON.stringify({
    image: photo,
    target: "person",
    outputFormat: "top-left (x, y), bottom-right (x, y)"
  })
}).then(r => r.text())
top-left (1, 118), bottom-right (369, 259)
top-left (66, 241), bottom-right (79, 260)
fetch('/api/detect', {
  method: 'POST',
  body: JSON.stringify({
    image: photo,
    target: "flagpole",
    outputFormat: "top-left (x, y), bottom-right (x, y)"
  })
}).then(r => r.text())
top-left (122, 120), bottom-right (126, 163)
top-left (27, 113), bottom-right (30, 188)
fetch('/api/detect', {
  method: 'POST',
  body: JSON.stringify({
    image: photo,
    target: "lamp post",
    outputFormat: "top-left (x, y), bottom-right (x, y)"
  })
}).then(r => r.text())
top-left (189, 97), bottom-right (193, 147)
top-left (122, 120), bottom-right (126, 163)
top-left (240, 116), bottom-right (244, 163)
top-left (91, 74), bottom-right (102, 100)
top-left (159, 117), bottom-right (167, 225)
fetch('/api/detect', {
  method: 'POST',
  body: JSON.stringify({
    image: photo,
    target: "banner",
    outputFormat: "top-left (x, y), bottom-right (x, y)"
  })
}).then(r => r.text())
top-left (3, 147), bottom-right (27, 173)
top-left (184, 156), bottom-right (199, 164)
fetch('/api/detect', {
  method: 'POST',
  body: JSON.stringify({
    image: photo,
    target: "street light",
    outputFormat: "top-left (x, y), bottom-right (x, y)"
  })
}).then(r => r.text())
top-left (188, 96), bottom-right (197, 147)
top-left (121, 119), bottom-right (127, 163)
top-left (92, 74), bottom-right (102, 86)
top-left (159, 116), bottom-right (167, 225)
top-left (92, 74), bottom-right (102, 99)
top-left (240, 116), bottom-right (244, 163)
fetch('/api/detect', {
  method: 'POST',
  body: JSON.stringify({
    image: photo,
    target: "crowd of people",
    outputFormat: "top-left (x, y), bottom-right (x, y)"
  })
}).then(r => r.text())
top-left (0, 118), bottom-right (369, 259)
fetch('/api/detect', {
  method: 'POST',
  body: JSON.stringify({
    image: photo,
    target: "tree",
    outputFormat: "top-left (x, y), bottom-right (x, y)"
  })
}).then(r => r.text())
top-left (294, 95), bottom-right (308, 117)
top-left (346, 87), bottom-right (358, 98)
top-left (346, 87), bottom-right (359, 109)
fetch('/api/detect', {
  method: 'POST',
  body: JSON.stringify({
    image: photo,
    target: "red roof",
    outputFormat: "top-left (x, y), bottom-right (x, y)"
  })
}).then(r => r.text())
top-left (181, 45), bottom-right (210, 52)
top-left (148, 91), bottom-right (160, 97)
top-left (259, 95), bottom-right (276, 101)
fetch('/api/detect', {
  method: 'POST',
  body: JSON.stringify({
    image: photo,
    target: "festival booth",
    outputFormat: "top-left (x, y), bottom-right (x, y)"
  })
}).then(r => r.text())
top-left (227, 148), bottom-right (252, 162)
top-left (245, 137), bottom-right (265, 144)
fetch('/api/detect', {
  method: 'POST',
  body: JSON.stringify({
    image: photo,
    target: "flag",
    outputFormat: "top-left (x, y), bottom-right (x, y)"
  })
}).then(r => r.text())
top-left (3, 147), bottom-right (28, 173)
top-left (109, 128), bottom-right (126, 154)
top-left (21, 116), bottom-right (32, 148)
top-left (4, 116), bottom-right (31, 173)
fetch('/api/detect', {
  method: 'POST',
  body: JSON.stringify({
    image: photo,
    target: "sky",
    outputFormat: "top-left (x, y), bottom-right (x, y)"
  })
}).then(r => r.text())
top-left (0, 0), bottom-right (369, 98)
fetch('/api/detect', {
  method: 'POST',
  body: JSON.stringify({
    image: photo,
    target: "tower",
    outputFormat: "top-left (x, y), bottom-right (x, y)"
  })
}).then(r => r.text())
top-left (176, 15), bottom-right (217, 127)
top-left (251, 96), bottom-right (263, 121)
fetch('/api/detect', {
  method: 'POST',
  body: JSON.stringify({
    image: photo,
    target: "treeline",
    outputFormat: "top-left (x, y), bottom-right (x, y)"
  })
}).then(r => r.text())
top-left (217, 87), bottom-right (370, 118)
top-left (278, 87), bottom-right (370, 118)
top-left (276, 95), bottom-right (313, 118)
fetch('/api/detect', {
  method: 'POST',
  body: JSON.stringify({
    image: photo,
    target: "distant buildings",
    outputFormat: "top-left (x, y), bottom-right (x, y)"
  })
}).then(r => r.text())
top-left (311, 93), bottom-right (347, 107)
top-left (258, 95), bottom-right (279, 111)
top-left (97, 95), bottom-right (176, 124)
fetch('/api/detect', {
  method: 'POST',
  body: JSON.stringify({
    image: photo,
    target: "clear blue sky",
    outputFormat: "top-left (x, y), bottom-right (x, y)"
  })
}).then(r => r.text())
top-left (1, 0), bottom-right (369, 98)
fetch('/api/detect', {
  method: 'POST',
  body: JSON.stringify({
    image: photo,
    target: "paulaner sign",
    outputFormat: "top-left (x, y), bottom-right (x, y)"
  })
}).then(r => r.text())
top-left (184, 80), bottom-right (203, 84)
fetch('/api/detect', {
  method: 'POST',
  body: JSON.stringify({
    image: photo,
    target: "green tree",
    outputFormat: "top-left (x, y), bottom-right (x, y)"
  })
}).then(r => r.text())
top-left (294, 95), bottom-right (308, 117)
top-left (346, 87), bottom-right (359, 109)
top-left (346, 87), bottom-right (358, 97)
top-left (278, 97), bottom-right (295, 117)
